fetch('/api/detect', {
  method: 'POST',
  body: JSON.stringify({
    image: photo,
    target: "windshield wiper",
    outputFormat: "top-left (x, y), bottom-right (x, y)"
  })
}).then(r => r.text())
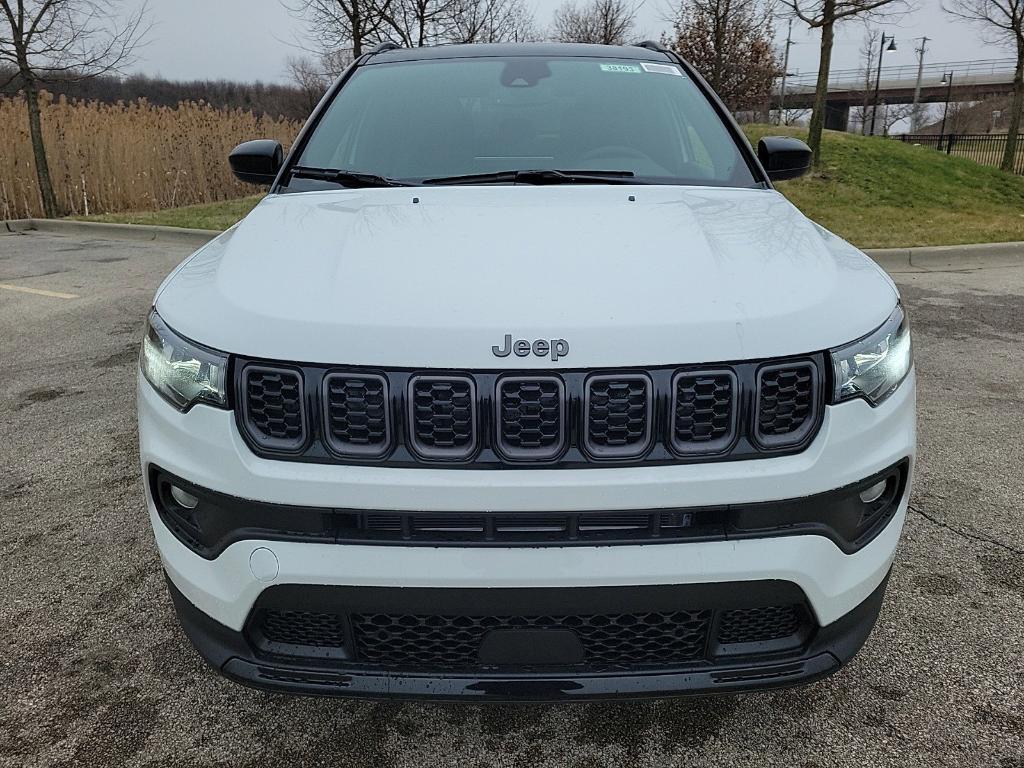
top-left (290, 166), bottom-right (416, 188)
top-left (422, 169), bottom-right (636, 186)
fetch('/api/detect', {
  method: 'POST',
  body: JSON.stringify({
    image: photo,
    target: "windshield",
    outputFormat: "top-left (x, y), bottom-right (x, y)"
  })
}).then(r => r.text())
top-left (293, 56), bottom-right (758, 188)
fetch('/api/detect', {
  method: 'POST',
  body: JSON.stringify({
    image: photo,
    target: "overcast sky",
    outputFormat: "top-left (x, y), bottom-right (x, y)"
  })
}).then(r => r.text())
top-left (123, 0), bottom-right (1006, 85)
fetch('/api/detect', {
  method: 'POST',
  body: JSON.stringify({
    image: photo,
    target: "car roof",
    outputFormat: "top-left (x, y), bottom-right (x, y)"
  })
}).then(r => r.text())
top-left (365, 42), bottom-right (675, 65)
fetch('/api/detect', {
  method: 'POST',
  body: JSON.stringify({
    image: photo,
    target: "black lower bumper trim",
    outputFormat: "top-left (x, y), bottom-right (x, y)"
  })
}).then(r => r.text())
top-left (151, 460), bottom-right (910, 558)
top-left (166, 574), bottom-right (890, 702)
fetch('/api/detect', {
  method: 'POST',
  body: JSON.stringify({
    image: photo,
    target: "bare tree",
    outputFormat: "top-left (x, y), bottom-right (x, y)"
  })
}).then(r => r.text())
top-left (783, 0), bottom-right (908, 165)
top-left (663, 0), bottom-right (780, 111)
top-left (449, 0), bottom-right (538, 42)
top-left (0, 0), bottom-right (148, 217)
top-left (286, 55), bottom-right (328, 112)
top-left (381, 0), bottom-right (462, 46)
top-left (552, 0), bottom-right (637, 44)
top-left (945, 0), bottom-right (1023, 171)
top-left (285, 51), bottom-right (354, 112)
top-left (283, 0), bottom-right (392, 59)
top-left (781, 106), bottom-right (811, 124)
top-left (849, 27), bottom-right (878, 133)
top-left (287, 0), bottom-right (534, 56)
top-left (879, 100), bottom-right (914, 133)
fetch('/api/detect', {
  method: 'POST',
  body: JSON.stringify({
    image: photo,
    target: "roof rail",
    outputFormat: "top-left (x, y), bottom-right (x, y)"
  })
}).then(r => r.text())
top-left (634, 40), bottom-right (671, 54)
top-left (369, 41), bottom-right (403, 55)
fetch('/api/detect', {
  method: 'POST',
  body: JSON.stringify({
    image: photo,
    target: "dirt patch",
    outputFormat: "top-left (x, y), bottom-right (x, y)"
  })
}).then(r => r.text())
top-left (94, 345), bottom-right (139, 369)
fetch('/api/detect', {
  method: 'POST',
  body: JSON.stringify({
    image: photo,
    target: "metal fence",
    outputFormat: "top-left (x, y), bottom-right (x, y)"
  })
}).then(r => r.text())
top-left (893, 133), bottom-right (1024, 175)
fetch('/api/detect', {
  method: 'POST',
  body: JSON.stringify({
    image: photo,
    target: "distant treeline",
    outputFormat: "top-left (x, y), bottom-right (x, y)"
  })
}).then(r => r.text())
top-left (0, 66), bottom-right (317, 121)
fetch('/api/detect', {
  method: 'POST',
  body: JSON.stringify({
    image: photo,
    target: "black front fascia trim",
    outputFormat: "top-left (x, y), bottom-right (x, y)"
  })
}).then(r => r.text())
top-left (231, 355), bottom-right (829, 470)
top-left (150, 459), bottom-right (909, 559)
top-left (165, 572), bottom-right (890, 701)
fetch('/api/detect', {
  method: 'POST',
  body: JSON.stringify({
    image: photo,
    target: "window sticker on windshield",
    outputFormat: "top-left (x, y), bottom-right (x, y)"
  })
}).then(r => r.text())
top-left (641, 62), bottom-right (683, 76)
top-left (600, 63), bottom-right (642, 73)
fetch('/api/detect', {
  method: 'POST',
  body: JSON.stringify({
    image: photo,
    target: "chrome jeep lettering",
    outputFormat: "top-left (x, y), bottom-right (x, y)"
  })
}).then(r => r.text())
top-left (492, 334), bottom-right (513, 357)
top-left (492, 335), bottom-right (569, 362)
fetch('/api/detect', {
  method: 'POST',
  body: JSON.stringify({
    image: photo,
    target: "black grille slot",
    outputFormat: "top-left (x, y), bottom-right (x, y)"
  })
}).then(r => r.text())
top-left (364, 514), bottom-right (403, 532)
top-left (241, 366), bottom-right (306, 451)
top-left (350, 610), bottom-right (712, 670)
top-left (755, 362), bottom-right (819, 449)
top-left (251, 610), bottom-right (348, 658)
top-left (716, 605), bottom-right (804, 645)
top-left (671, 370), bottom-right (736, 455)
top-left (407, 376), bottom-right (477, 460)
top-left (334, 509), bottom-right (717, 545)
top-left (577, 513), bottom-right (651, 531)
top-left (322, 373), bottom-right (390, 458)
top-left (496, 377), bottom-right (565, 460)
top-left (584, 374), bottom-right (653, 459)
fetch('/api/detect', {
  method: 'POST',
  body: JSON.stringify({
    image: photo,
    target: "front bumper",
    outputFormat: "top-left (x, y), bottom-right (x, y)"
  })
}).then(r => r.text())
top-left (167, 572), bottom-right (891, 701)
top-left (140, 369), bottom-right (915, 698)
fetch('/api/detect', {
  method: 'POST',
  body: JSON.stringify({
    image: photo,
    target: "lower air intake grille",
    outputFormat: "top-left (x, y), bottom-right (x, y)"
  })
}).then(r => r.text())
top-left (261, 610), bottom-right (348, 649)
top-left (754, 362), bottom-right (819, 449)
top-left (408, 376), bottom-right (477, 460)
top-left (241, 366), bottom-right (306, 451)
top-left (717, 605), bottom-right (804, 645)
top-left (671, 370), bottom-right (736, 454)
top-left (497, 377), bottom-right (565, 460)
top-left (351, 610), bottom-right (712, 670)
top-left (585, 374), bottom-right (653, 459)
top-left (322, 374), bottom-right (390, 458)
top-left (245, 596), bottom-right (815, 671)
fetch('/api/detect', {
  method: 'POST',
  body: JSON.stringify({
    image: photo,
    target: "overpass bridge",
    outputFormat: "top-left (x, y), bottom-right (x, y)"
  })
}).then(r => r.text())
top-left (776, 58), bottom-right (1017, 130)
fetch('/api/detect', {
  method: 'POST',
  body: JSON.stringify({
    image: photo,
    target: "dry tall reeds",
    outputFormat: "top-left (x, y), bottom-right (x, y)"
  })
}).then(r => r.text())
top-left (0, 92), bottom-right (300, 219)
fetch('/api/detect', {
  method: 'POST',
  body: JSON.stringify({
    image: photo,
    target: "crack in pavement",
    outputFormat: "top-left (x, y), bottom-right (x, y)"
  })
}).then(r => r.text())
top-left (910, 504), bottom-right (1024, 556)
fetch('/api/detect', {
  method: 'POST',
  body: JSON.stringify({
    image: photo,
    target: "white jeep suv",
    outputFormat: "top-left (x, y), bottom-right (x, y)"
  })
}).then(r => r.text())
top-left (138, 41), bottom-right (915, 700)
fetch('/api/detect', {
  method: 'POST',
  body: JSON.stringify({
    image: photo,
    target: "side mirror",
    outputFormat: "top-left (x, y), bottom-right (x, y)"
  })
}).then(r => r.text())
top-left (229, 140), bottom-right (283, 185)
top-left (757, 137), bottom-right (812, 181)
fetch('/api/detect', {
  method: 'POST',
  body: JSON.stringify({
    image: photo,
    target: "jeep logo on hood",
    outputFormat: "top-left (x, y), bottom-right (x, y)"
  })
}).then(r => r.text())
top-left (492, 334), bottom-right (569, 362)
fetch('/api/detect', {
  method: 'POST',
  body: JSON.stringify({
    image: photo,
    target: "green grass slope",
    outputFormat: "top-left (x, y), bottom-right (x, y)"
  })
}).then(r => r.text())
top-left (77, 195), bottom-right (264, 232)
top-left (743, 125), bottom-right (1024, 248)
top-left (77, 128), bottom-right (1024, 249)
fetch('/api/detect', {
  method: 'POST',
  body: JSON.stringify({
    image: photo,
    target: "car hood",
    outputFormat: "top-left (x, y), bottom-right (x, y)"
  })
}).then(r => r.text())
top-left (155, 186), bottom-right (897, 368)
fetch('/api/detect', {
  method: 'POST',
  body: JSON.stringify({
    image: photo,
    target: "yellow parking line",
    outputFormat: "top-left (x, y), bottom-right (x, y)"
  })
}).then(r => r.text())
top-left (0, 282), bottom-right (79, 299)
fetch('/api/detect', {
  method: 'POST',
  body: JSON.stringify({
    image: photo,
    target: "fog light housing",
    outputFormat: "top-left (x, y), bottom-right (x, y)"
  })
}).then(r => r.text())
top-left (859, 480), bottom-right (888, 504)
top-left (170, 485), bottom-right (199, 509)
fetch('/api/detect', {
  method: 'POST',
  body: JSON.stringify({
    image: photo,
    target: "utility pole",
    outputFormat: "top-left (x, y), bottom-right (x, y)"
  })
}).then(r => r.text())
top-left (777, 19), bottom-right (793, 125)
top-left (910, 36), bottom-right (929, 133)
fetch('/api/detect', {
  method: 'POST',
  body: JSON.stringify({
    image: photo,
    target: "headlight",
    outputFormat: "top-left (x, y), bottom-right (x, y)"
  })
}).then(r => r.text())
top-left (831, 304), bottom-right (912, 406)
top-left (141, 309), bottom-right (228, 411)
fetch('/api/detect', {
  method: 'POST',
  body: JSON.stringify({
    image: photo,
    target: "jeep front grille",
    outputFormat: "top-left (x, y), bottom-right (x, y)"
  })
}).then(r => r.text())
top-left (496, 376), bottom-right (565, 460)
top-left (232, 356), bottom-right (826, 467)
top-left (754, 362), bottom-right (819, 449)
top-left (239, 365), bottom-right (306, 452)
top-left (322, 373), bottom-right (390, 458)
top-left (408, 376), bottom-right (477, 461)
top-left (671, 370), bottom-right (736, 455)
top-left (584, 374), bottom-right (653, 459)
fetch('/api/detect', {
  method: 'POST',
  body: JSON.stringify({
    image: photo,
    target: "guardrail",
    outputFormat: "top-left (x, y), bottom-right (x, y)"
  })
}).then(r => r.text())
top-left (782, 58), bottom-right (1017, 92)
top-left (893, 133), bottom-right (1024, 175)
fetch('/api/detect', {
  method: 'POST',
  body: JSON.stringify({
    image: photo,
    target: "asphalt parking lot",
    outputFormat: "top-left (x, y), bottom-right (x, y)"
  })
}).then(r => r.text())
top-left (1, 228), bottom-right (1022, 768)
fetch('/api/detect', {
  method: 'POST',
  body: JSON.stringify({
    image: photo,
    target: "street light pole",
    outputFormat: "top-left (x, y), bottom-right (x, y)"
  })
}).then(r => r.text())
top-left (939, 72), bottom-right (954, 148)
top-left (910, 36), bottom-right (929, 133)
top-left (869, 33), bottom-right (897, 136)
